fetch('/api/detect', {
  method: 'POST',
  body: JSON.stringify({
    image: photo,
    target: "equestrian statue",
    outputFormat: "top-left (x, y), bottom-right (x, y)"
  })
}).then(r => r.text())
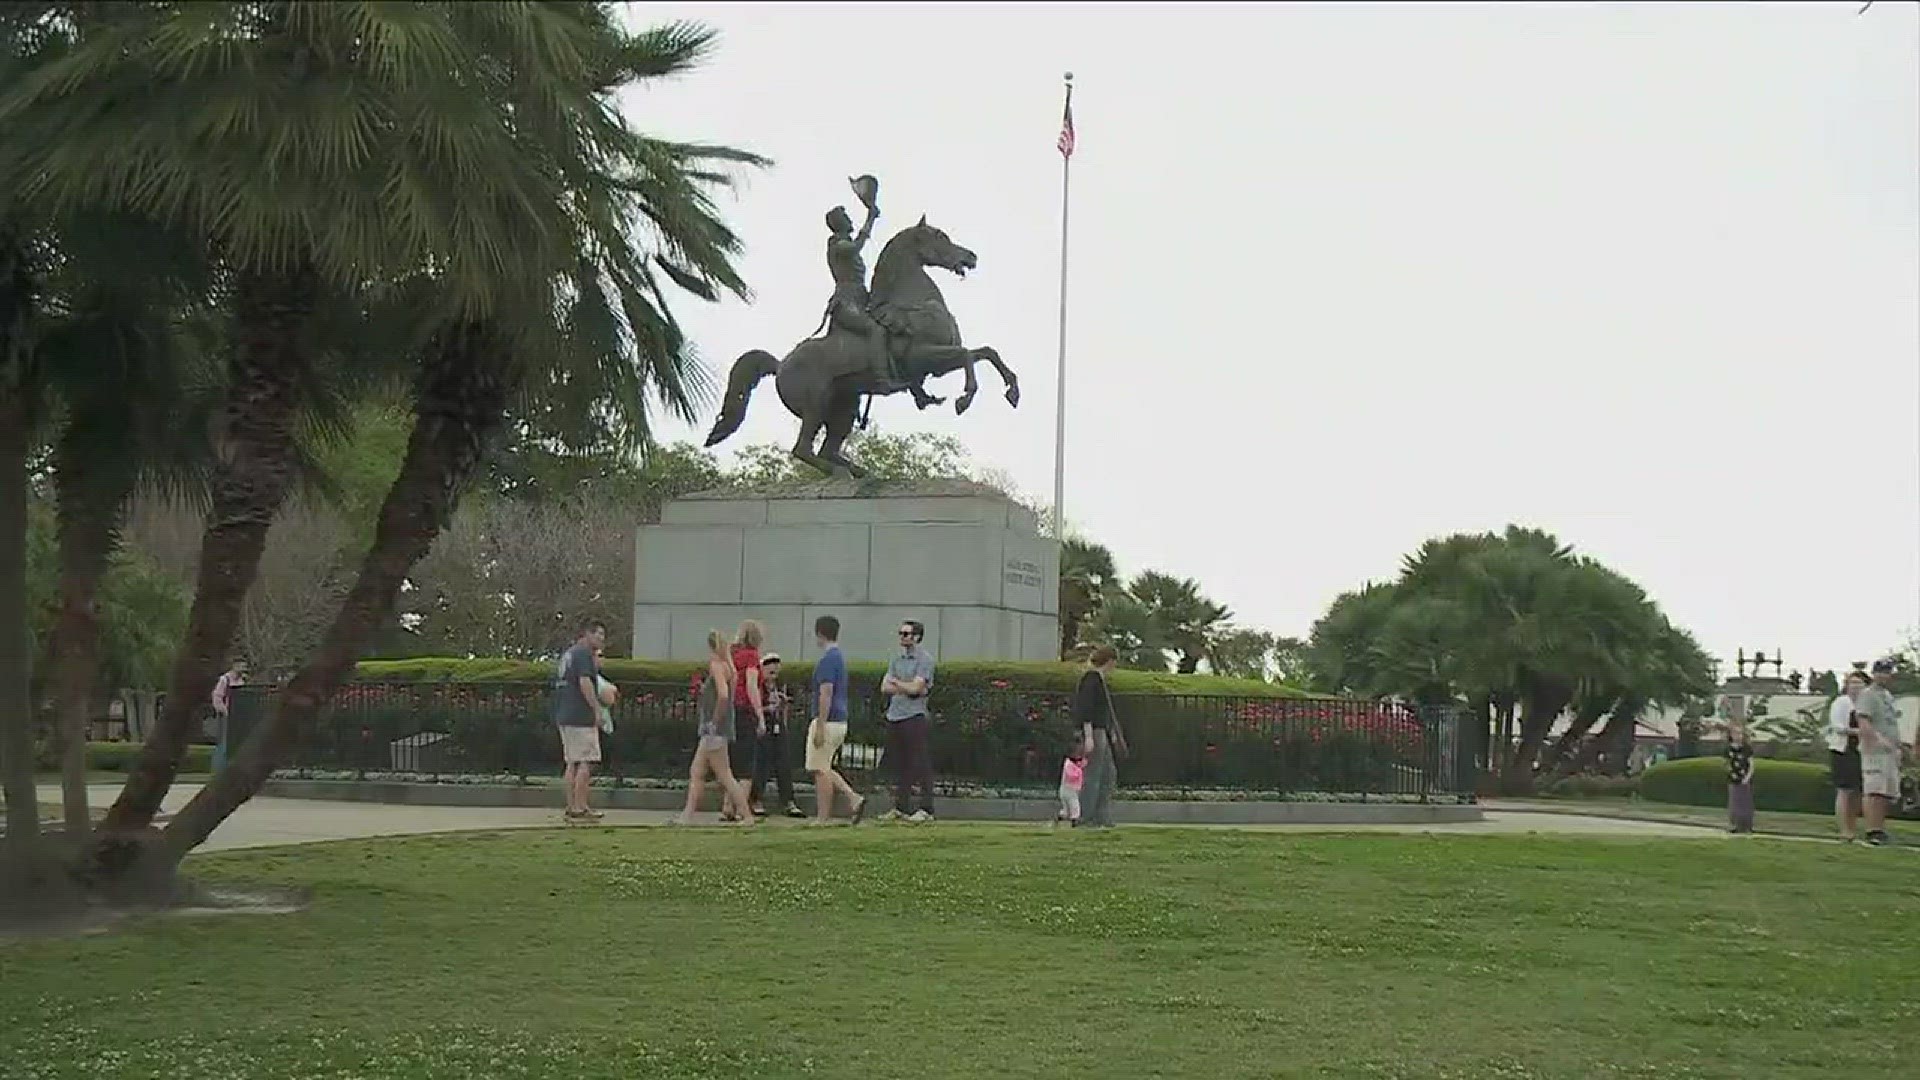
top-left (703, 174), bottom-right (1020, 478)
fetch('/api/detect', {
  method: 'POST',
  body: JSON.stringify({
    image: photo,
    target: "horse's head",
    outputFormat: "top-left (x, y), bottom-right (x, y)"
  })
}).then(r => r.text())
top-left (898, 215), bottom-right (977, 278)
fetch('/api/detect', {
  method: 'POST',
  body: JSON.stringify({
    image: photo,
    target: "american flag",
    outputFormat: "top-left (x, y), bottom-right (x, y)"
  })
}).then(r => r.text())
top-left (1057, 83), bottom-right (1075, 159)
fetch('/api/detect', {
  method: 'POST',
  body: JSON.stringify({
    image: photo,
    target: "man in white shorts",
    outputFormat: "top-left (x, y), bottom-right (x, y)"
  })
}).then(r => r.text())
top-left (806, 614), bottom-right (864, 826)
top-left (553, 619), bottom-right (607, 822)
top-left (1854, 658), bottom-right (1904, 847)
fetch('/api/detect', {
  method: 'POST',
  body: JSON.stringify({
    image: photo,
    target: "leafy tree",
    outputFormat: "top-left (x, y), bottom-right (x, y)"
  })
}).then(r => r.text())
top-left (726, 430), bottom-right (973, 487)
top-left (1206, 627), bottom-right (1277, 681)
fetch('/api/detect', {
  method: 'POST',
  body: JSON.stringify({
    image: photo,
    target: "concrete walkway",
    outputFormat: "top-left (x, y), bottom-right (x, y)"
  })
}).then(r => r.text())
top-left (35, 782), bottom-right (1753, 853)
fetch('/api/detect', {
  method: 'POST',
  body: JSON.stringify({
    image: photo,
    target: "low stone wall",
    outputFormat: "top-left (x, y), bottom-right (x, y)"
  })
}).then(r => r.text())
top-left (260, 779), bottom-right (1483, 826)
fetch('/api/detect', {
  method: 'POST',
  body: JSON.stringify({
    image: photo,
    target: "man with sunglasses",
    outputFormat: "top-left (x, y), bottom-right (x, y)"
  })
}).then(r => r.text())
top-left (880, 619), bottom-right (938, 823)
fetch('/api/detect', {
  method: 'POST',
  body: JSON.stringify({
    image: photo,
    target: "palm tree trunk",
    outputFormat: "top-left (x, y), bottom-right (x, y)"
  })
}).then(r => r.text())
top-left (1600, 697), bottom-right (1646, 775)
top-left (1503, 684), bottom-right (1572, 794)
top-left (47, 429), bottom-right (136, 841)
top-left (98, 268), bottom-right (317, 842)
top-left (0, 385), bottom-right (40, 852)
top-left (159, 324), bottom-right (513, 862)
top-left (1540, 697), bottom-right (1609, 778)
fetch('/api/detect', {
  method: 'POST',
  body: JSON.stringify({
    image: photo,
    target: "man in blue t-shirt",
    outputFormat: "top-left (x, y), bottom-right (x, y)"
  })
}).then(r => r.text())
top-left (552, 619), bottom-right (607, 822)
top-left (805, 614), bottom-right (865, 825)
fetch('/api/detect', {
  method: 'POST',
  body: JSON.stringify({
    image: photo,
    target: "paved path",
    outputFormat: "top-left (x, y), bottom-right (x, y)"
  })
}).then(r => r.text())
top-left (37, 783), bottom-right (1750, 853)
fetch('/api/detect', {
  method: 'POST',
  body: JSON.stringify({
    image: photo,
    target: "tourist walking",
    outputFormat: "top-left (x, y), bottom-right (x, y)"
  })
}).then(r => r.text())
top-left (729, 620), bottom-right (770, 812)
top-left (748, 652), bottom-right (805, 818)
top-left (1853, 658), bottom-right (1904, 846)
top-left (1827, 670), bottom-right (1866, 841)
top-left (880, 619), bottom-right (937, 822)
top-left (553, 619), bottom-right (607, 823)
top-left (674, 631), bottom-right (755, 826)
top-left (1725, 719), bottom-right (1755, 834)
top-left (806, 615), bottom-right (866, 826)
top-left (1073, 646), bottom-right (1126, 829)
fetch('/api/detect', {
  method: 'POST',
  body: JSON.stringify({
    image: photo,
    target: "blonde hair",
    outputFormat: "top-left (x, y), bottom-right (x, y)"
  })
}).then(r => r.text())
top-left (706, 629), bottom-right (728, 658)
top-left (737, 619), bottom-right (765, 648)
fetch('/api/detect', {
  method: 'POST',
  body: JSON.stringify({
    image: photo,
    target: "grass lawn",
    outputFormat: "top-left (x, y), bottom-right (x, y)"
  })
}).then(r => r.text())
top-left (3, 827), bottom-right (1917, 1079)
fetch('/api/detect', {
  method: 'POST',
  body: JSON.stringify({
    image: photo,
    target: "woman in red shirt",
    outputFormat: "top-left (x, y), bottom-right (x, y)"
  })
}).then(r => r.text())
top-left (728, 620), bottom-right (767, 819)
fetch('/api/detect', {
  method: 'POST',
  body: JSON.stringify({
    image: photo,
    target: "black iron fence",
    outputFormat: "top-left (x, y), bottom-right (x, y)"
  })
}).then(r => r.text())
top-left (229, 681), bottom-right (1476, 801)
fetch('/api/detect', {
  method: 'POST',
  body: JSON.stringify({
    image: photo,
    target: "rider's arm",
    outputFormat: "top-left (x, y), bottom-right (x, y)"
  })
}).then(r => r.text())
top-left (854, 204), bottom-right (876, 247)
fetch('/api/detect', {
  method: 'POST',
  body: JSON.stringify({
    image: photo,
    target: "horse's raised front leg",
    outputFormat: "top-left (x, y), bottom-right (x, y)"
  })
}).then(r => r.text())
top-left (954, 350), bottom-right (980, 416)
top-left (970, 346), bottom-right (1019, 408)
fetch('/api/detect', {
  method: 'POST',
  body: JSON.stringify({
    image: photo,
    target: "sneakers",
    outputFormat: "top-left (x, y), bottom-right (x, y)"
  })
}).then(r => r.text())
top-left (563, 809), bottom-right (599, 825)
top-left (1864, 830), bottom-right (1892, 847)
top-left (784, 804), bottom-right (807, 819)
top-left (878, 809), bottom-right (905, 823)
top-left (907, 810), bottom-right (934, 824)
top-left (849, 797), bottom-right (868, 825)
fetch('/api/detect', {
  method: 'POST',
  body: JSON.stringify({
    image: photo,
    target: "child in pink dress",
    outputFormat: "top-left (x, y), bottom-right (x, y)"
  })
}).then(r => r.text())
top-left (1058, 749), bottom-right (1086, 824)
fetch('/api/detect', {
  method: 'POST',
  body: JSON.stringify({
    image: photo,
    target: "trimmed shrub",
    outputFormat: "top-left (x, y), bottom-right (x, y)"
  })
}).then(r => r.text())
top-left (354, 656), bottom-right (1302, 698)
top-left (84, 741), bottom-right (212, 774)
top-left (241, 679), bottom-right (1460, 798)
top-left (1639, 757), bottom-right (1831, 813)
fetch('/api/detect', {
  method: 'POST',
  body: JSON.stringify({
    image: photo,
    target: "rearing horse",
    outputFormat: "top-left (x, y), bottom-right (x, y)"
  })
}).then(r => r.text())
top-left (703, 217), bottom-right (1020, 477)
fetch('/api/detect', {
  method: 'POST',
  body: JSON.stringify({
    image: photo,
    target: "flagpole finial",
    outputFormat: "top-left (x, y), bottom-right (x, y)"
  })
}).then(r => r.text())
top-left (1064, 71), bottom-right (1073, 83)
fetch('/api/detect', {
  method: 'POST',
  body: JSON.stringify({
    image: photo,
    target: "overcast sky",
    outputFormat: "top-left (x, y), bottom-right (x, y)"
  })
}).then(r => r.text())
top-left (619, 1), bottom-right (1920, 675)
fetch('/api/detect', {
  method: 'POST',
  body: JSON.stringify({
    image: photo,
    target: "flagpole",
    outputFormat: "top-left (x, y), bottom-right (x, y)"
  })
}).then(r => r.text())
top-left (1051, 72), bottom-right (1073, 540)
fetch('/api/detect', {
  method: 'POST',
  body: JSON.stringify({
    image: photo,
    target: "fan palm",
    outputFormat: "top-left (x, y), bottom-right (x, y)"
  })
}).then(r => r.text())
top-left (1125, 571), bottom-right (1232, 675)
top-left (1058, 536), bottom-right (1117, 659)
top-left (152, 8), bottom-right (762, 862)
top-left (2, 4), bottom-right (761, 855)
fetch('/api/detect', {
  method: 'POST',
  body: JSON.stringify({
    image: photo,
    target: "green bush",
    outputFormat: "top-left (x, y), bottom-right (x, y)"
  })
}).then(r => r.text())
top-left (83, 741), bottom-right (212, 774)
top-left (354, 656), bottom-right (1302, 698)
top-left (1639, 757), bottom-right (1831, 813)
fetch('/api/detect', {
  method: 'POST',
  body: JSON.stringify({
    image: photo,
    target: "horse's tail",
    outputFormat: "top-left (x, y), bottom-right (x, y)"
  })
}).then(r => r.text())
top-left (703, 349), bottom-right (780, 448)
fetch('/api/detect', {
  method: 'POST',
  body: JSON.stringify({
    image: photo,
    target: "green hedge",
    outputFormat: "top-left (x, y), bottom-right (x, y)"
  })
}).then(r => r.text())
top-left (84, 741), bottom-right (212, 774)
top-left (354, 657), bottom-right (1303, 698)
top-left (1639, 757), bottom-right (1831, 813)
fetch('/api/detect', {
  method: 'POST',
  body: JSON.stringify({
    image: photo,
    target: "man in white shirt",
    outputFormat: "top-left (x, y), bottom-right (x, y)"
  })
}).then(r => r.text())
top-left (1825, 670), bottom-right (1866, 841)
top-left (1853, 659), bottom-right (1905, 846)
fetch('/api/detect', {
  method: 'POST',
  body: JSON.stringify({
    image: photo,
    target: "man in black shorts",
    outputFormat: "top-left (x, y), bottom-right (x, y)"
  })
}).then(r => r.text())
top-left (1826, 670), bottom-right (1867, 841)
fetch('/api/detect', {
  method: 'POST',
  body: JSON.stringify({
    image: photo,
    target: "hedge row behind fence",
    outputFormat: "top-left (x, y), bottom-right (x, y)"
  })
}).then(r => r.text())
top-left (234, 680), bottom-right (1472, 800)
top-left (353, 657), bottom-right (1301, 698)
top-left (1638, 757), bottom-right (1832, 814)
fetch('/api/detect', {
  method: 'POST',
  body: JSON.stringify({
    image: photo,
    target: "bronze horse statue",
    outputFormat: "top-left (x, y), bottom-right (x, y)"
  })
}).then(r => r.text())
top-left (703, 217), bottom-right (1019, 477)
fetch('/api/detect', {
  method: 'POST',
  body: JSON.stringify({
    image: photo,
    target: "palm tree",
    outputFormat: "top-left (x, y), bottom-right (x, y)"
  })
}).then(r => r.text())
top-left (1127, 571), bottom-right (1232, 675)
top-left (0, 217), bottom-right (47, 853)
top-left (1084, 589), bottom-right (1168, 671)
top-left (1058, 536), bottom-right (1116, 658)
top-left (0, 3), bottom-right (758, 854)
top-left (32, 213), bottom-right (217, 840)
top-left (153, 9), bottom-right (762, 862)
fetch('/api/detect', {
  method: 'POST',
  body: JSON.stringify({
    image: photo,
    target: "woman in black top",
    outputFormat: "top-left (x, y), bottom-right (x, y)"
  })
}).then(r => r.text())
top-left (1072, 645), bottom-right (1126, 828)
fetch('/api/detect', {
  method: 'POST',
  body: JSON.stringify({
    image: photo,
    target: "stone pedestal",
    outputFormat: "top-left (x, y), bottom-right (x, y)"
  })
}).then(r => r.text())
top-left (632, 479), bottom-right (1060, 662)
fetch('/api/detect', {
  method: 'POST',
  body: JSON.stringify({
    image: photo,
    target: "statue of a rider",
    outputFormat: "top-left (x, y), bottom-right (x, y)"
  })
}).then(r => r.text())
top-left (823, 176), bottom-right (939, 410)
